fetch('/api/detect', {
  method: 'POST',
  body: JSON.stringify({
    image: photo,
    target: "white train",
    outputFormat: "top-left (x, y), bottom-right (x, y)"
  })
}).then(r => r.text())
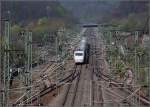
top-left (74, 37), bottom-right (89, 64)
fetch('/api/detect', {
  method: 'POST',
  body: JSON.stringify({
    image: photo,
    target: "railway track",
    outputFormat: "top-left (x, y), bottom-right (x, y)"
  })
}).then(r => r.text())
top-left (59, 28), bottom-right (103, 107)
top-left (70, 65), bottom-right (83, 106)
top-left (91, 28), bottom-right (150, 106)
top-left (54, 28), bottom-right (104, 107)
top-left (14, 64), bottom-right (79, 105)
top-left (14, 28), bottom-right (150, 107)
top-left (40, 28), bottom-right (149, 106)
top-left (13, 28), bottom-right (87, 106)
top-left (61, 64), bottom-right (92, 107)
top-left (61, 65), bottom-right (82, 106)
top-left (89, 28), bottom-right (104, 107)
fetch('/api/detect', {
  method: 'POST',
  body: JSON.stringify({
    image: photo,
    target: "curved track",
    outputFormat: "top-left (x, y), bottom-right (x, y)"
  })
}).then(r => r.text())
top-left (15, 28), bottom-right (150, 107)
top-left (57, 28), bottom-right (104, 107)
top-left (90, 28), bottom-right (150, 106)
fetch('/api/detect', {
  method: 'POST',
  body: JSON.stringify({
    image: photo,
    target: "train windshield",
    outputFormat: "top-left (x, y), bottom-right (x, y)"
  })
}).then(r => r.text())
top-left (75, 53), bottom-right (83, 56)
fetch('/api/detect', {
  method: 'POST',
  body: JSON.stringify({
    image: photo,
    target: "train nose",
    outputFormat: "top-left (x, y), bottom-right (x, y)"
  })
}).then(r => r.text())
top-left (75, 57), bottom-right (84, 63)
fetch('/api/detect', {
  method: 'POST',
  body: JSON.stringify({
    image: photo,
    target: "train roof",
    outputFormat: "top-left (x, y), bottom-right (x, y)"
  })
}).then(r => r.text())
top-left (75, 37), bottom-right (87, 51)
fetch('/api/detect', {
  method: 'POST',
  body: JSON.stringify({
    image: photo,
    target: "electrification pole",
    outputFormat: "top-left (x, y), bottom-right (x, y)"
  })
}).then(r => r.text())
top-left (1, 21), bottom-right (10, 107)
top-left (24, 30), bottom-right (32, 104)
top-left (0, 1), bottom-right (2, 104)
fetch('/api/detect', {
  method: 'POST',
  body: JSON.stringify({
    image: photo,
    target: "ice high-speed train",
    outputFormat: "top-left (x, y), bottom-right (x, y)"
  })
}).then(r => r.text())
top-left (74, 37), bottom-right (89, 64)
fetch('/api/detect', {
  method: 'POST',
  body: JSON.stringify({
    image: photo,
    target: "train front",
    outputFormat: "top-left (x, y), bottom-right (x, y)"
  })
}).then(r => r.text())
top-left (74, 50), bottom-right (85, 63)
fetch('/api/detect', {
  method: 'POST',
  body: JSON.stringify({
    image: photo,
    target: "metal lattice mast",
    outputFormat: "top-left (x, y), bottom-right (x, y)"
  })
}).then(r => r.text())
top-left (149, 39), bottom-right (150, 98)
top-left (134, 31), bottom-right (139, 83)
top-left (24, 30), bottom-right (32, 104)
top-left (1, 21), bottom-right (10, 107)
top-left (0, 0), bottom-right (1, 104)
top-left (55, 32), bottom-right (58, 61)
